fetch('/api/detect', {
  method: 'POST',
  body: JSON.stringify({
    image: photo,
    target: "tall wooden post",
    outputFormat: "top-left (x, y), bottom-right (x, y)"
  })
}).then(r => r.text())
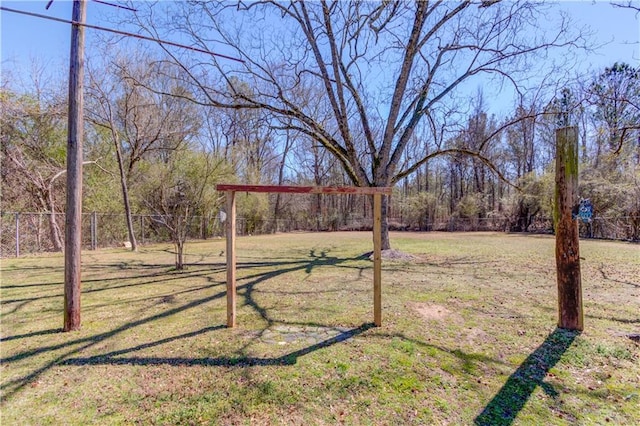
top-left (15, 213), bottom-right (20, 258)
top-left (373, 193), bottom-right (382, 326)
top-left (64, 0), bottom-right (86, 332)
top-left (554, 126), bottom-right (583, 331)
top-left (226, 191), bottom-right (237, 328)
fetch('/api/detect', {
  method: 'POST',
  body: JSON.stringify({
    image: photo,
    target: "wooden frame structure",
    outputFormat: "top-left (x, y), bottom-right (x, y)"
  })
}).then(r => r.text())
top-left (216, 184), bottom-right (392, 328)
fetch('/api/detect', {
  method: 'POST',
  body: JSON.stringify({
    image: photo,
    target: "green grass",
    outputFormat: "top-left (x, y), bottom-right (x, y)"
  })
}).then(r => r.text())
top-left (1, 231), bottom-right (639, 425)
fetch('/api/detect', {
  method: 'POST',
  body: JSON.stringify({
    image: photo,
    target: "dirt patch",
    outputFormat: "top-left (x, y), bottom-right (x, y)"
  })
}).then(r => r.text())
top-left (466, 327), bottom-right (495, 344)
top-left (409, 302), bottom-right (452, 321)
top-left (260, 325), bottom-right (355, 345)
top-left (366, 249), bottom-right (417, 261)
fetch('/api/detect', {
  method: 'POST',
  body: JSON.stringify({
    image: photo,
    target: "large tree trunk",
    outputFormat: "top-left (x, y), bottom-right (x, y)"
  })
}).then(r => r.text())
top-left (114, 139), bottom-right (138, 251)
top-left (44, 191), bottom-right (64, 252)
top-left (272, 128), bottom-right (293, 233)
top-left (380, 194), bottom-right (391, 250)
top-left (48, 212), bottom-right (64, 252)
top-left (175, 240), bottom-right (185, 270)
top-left (370, 189), bottom-right (391, 250)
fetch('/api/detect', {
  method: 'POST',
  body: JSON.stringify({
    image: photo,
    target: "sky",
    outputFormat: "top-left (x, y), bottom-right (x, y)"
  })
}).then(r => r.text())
top-left (1, 0), bottom-right (639, 105)
top-left (1, 0), bottom-right (118, 79)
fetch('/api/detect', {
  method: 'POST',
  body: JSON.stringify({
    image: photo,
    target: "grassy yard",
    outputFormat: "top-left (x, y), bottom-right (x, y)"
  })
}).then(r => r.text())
top-left (1, 231), bottom-right (638, 425)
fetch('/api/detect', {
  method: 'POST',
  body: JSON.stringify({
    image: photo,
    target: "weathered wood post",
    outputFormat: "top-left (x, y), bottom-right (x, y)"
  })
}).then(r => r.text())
top-left (15, 213), bottom-right (20, 258)
top-left (554, 126), bottom-right (583, 331)
top-left (373, 193), bottom-right (382, 327)
top-left (64, 0), bottom-right (86, 331)
top-left (226, 191), bottom-right (237, 328)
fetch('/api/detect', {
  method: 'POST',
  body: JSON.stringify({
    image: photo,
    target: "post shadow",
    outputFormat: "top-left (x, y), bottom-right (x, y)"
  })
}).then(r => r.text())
top-left (474, 327), bottom-right (580, 426)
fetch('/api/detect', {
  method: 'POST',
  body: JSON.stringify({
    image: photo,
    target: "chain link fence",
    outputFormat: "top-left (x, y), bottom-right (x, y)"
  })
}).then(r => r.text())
top-left (0, 212), bottom-right (226, 258)
top-left (388, 215), bottom-right (639, 241)
top-left (1, 211), bottom-right (637, 258)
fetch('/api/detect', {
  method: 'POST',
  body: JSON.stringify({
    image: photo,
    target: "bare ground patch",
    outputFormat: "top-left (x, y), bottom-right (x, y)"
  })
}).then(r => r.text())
top-left (408, 302), bottom-right (454, 321)
top-left (366, 249), bottom-right (418, 261)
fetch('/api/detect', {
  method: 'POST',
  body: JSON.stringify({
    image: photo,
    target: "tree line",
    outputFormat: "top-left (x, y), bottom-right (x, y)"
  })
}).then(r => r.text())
top-left (2, 1), bottom-right (638, 267)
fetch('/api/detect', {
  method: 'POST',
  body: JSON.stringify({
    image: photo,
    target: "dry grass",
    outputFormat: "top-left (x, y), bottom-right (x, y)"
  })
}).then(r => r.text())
top-left (1, 232), bottom-right (638, 425)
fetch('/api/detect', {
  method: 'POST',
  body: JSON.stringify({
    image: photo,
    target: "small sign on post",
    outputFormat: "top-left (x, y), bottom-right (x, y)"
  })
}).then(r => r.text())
top-left (573, 198), bottom-right (593, 223)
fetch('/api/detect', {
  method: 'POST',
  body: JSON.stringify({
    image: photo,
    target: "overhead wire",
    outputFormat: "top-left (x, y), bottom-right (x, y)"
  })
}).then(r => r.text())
top-left (47, 0), bottom-right (136, 12)
top-left (1, 5), bottom-right (243, 63)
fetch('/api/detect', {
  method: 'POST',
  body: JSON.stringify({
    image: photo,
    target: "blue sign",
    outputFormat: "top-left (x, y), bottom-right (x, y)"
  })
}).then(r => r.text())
top-left (574, 199), bottom-right (593, 222)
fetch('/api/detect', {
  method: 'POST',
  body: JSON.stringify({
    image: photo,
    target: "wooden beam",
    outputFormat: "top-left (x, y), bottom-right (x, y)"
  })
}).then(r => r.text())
top-left (226, 191), bottom-right (237, 328)
top-left (216, 184), bottom-right (392, 195)
top-left (554, 126), bottom-right (583, 331)
top-left (373, 193), bottom-right (382, 326)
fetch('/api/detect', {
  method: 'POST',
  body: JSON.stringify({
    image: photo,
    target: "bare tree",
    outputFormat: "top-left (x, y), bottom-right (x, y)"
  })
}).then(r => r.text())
top-left (131, 0), bottom-right (585, 248)
top-left (588, 63), bottom-right (640, 166)
top-left (86, 52), bottom-right (201, 251)
top-left (1, 83), bottom-right (68, 251)
top-left (612, 1), bottom-right (640, 13)
top-left (1, 71), bottom-right (107, 252)
top-left (142, 149), bottom-right (227, 270)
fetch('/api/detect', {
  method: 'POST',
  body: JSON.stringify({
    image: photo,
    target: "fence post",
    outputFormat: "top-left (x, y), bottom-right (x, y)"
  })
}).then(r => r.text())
top-left (140, 215), bottom-right (144, 245)
top-left (15, 213), bottom-right (20, 258)
top-left (90, 211), bottom-right (97, 250)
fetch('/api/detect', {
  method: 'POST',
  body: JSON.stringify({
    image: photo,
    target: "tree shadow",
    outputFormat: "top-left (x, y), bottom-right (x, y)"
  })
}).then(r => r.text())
top-left (1, 248), bottom-right (369, 400)
top-left (586, 314), bottom-right (639, 324)
top-left (598, 266), bottom-right (639, 288)
top-left (59, 323), bottom-right (374, 367)
top-left (0, 266), bottom-right (225, 305)
top-left (235, 251), bottom-right (367, 325)
top-left (0, 328), bottom-right (62, 342)
top-left (474, 327), bottom-right (580, 426)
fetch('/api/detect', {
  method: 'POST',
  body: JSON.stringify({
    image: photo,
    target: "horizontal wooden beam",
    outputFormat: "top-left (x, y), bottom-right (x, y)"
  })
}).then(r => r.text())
top-left (216, 184), bottom-right (393, 195)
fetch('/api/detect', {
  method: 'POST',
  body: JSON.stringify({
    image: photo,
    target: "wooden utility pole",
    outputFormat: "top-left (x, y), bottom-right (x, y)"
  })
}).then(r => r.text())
top-left (64, 0), bottom-right (86, 331)
top-left (554, 126), bottom-right (583, 331)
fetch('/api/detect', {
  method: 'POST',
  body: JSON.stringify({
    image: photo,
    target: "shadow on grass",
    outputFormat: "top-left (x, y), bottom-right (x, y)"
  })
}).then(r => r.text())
top-left (60, 323), bottom-right (374, 367)
top-left (474, 328), bottom-right (580, 426)
top-left (0, 328), bottom-right (62, 343)
top-left (1, 249), bottom-right (369, 400)
top-left (587, 314), bottom-right (640, 324)
top-left (1, 264), bottom-right (227, 304)
top-left (598, 266), bottom-right (639, 288)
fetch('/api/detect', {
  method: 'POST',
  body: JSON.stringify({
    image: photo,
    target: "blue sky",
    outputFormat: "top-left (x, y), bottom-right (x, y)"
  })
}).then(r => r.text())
top-left (2, 0), bottom-right (104, 75)
top-left (1, 1), bottom-right (638, 99)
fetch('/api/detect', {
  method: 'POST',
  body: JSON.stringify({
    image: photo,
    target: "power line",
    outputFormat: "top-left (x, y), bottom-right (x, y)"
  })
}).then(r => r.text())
top-left (91, 0), bottom-right (138, 12)
top-left (1, 6), bottom-right (244, 63)
top-left (47, 0), bottom-right (137, 12)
